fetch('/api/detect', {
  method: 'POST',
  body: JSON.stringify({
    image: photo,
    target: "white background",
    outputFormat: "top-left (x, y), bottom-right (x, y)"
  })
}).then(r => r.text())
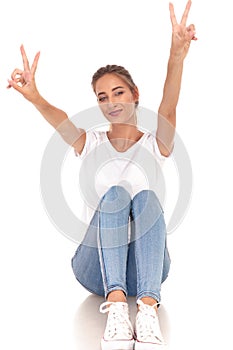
top-left (1, 0), bottom-right (233, 349)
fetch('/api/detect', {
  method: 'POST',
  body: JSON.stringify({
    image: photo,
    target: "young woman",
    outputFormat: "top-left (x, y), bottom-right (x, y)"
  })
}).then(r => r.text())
top-left (8, 1), bottom-right (196, 349)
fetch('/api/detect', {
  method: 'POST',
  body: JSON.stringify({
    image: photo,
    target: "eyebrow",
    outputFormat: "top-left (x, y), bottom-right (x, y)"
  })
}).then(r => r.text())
top-left (97, 86), bottom-right (124, 97)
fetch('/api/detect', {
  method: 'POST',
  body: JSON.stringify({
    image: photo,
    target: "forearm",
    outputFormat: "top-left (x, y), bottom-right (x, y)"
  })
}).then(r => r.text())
top-left (32, 94), bottom-right (68, 128)
top-left (32, 95), bottom-right (82, 146)
top-left (156, 53), bottom-right (184, 156)
top-left (158, 53), bottom-right (184, 122)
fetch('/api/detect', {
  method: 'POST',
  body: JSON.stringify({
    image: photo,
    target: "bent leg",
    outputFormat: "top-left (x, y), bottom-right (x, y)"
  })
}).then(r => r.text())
top-left (98, 185), bottom-right (131, 299)
top-left (127, 190), bottom-right (170, 303)
top-left (71, 206), bottom-right (105, 296)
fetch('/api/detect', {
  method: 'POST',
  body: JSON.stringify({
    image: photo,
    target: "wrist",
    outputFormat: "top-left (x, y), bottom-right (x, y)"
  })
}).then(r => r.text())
top-left (169, 48), bottom-right (185, 62)
top-left (31, 93), bottom-right (45, 106)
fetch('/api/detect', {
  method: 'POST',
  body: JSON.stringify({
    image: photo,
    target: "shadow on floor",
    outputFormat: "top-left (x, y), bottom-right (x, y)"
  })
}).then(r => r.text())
top-left (73, 294), bottom-right (171, 349)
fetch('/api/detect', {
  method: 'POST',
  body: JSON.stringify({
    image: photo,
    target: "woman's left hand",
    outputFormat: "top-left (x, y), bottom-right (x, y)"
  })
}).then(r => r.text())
top-left (169, 0), bottom-right (197, 59)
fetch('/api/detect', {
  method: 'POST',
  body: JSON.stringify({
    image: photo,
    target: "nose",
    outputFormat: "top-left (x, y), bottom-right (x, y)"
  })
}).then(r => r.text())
top-left (108, 95), bottom-right (118, 104)
top-left (107, 98), bottom-right (118, 109)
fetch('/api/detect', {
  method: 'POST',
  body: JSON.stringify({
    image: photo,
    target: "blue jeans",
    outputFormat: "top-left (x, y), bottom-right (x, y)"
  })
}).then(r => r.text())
top-left (71, 186), bottom-right (170, 303)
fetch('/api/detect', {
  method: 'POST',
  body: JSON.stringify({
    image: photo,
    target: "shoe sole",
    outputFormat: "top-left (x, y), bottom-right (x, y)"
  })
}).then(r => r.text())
top-left (135, 340), bottom-right (167, 350)
top-left (101, 338), bottom-right (135, 350)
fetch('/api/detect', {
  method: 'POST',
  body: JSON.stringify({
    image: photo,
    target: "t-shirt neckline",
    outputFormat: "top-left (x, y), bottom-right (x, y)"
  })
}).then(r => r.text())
top-left (104, 130), bottom-right (147, 154)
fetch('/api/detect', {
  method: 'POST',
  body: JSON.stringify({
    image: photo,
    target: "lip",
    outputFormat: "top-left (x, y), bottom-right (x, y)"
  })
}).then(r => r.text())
top-left (109, 109), bottom-right (123, 117)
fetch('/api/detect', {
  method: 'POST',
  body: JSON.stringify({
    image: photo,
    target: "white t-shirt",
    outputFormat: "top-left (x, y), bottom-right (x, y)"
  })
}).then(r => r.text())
top-left (75, 129), bottom-right (167, 224)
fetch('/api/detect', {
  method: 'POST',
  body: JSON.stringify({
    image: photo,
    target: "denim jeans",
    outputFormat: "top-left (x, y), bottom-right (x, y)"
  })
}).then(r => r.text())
top-left (71, 185), bottom-right (170, 303)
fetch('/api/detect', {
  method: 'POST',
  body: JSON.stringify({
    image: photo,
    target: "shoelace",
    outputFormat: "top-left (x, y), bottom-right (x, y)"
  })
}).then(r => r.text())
top-left (136, 299), bottom-right (165, 344)
top-left (100, 301), bottom-right (134, 340)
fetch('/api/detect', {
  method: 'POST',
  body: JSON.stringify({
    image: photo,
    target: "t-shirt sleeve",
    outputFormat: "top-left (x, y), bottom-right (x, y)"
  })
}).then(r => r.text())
top-left (153, 136), bottom-right (167, 160)
top-left (74, 130), bottom-right (99, 160)
top-left (149, 130), bottom-right (171, 164)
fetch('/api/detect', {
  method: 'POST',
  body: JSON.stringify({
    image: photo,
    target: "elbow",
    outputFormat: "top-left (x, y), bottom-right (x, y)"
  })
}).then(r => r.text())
top-left (160, 146), bottom-right (173, 158)
top-left (156, 137), bottom-right (174, 157)
top-left (158, 107), bottom-right (176, 122)
top-left (161, 149), bottom-right (172, 158)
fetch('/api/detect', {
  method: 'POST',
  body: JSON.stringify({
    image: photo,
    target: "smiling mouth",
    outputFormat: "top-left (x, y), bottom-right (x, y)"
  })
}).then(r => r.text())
top-left (109, 109), bottom-right (123, 117)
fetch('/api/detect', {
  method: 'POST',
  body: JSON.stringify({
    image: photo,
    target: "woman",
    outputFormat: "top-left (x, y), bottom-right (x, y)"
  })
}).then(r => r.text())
top-left (8, 1), bottom-right (196, 349)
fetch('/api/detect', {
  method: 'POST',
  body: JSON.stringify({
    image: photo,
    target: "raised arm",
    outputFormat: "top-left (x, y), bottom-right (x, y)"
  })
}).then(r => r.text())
top-left (156, 0), bottom-right (196, 156)
top-left (7, 45), bottom-right (86, 154)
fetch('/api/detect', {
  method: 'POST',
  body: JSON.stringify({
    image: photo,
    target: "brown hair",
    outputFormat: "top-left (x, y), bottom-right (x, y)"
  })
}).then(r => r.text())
top-left (91, 65), bottom-right (139, 107)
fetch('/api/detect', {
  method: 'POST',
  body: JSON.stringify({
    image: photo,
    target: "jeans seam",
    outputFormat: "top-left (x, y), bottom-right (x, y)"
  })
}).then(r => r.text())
top-left (97, 207), bottom-right (108, 298)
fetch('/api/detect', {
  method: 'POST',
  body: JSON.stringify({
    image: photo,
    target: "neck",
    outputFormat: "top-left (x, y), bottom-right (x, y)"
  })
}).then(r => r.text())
top-left (107, 121), bottom-right (144, 152)
top-left (109, 122), bottom-right (139, 140)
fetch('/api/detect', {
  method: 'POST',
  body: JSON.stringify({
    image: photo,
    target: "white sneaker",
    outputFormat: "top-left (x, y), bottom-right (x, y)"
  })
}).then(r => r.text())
top-left (100, 301), bottom-right (135, 350)
top-left (135, 299), bottom-right (167, 350)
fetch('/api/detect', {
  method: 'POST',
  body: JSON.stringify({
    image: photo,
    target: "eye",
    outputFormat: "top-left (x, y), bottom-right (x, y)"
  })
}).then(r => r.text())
top-left (98, 96), bottom-right (107, 103)
top-left (115, 91), bottom-right (124, 96)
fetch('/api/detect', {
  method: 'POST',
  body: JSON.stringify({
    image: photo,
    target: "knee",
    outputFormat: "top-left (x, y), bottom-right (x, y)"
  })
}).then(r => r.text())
top-left (133, 189), bottom-right (159, 202)
top-left (132, 190), bottom-right (163, 214)
top-left (102, 185), bottom-right (131, 202)
top-left (100, 186), bottom-right (131, 212)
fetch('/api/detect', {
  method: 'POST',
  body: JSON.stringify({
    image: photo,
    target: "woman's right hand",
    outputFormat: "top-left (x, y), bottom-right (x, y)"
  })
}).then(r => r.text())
top-left (7, 45), bottom-right (41, 103)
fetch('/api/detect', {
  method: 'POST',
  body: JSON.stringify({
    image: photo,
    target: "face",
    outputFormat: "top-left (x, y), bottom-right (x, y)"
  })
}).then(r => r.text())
top-left (94, 73), bottom-right (139, 125)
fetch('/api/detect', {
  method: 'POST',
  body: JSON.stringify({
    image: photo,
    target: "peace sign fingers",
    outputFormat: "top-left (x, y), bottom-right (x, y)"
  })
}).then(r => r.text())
top-left (20, 44), bottom-right (40, 76)
top-left (169, 0), bottom-right (192, 28)
top-left (31, 51), bottom-right (40, 76)
top-left (169, 2), bottom-right (178, 27)
top-left (20, 45), bottom-right (30, 71)
top-left (180, 0), bottom-right (192, 26)
top-left (7, 45), bottom-right (41, 101)
top-left (169, 1), bottom-right (196, 60)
